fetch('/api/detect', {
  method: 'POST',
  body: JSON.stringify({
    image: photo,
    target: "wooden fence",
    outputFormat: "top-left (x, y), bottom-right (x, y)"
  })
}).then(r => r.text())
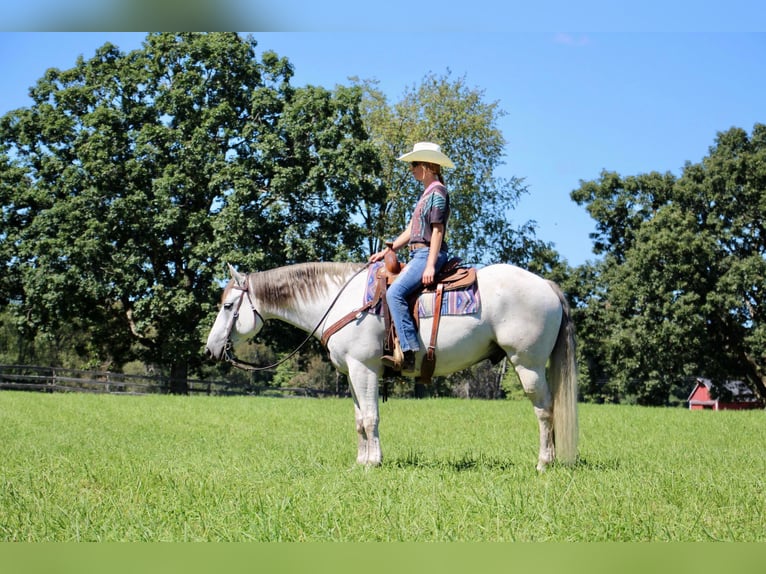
top-left (0, 364), bottom-right (346, 398)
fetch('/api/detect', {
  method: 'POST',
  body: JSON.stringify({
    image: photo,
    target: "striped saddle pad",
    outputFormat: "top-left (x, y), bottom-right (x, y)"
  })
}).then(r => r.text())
top-left (363, 262), bottom-right (481, 318)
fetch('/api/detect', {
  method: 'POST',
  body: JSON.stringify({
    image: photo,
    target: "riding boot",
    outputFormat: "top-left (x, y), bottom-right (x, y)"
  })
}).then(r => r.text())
top-left (401, 350), bottom-right (416, 372)
top-left (381, 350), bottom-right (416, 373)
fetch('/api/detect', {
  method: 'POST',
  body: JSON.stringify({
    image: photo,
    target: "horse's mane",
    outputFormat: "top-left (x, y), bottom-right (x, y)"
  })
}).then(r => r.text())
top-left (247, 262), bottom-right (365, 307)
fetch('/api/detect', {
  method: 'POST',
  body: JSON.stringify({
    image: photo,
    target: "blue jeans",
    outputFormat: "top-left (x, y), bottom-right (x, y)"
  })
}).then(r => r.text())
top-left (386, 248), bottom-right (449, 353)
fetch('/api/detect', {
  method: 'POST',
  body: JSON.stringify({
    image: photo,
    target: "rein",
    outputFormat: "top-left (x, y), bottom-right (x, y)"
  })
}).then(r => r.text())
top-left (225, 262), bottom-right (372, 372)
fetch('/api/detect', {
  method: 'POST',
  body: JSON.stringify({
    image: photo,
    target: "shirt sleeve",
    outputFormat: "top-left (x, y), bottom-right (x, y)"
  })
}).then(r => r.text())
top-left (425, 186), bottom-right (449, 226)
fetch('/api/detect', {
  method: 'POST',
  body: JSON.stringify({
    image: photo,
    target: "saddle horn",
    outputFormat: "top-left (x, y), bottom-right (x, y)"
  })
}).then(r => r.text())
top-left (384, 242), bottom-right (401, 274)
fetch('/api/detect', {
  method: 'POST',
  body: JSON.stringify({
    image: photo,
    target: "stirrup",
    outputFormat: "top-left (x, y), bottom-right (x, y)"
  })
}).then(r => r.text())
top-left (381, 339), bottom-right (404, 370)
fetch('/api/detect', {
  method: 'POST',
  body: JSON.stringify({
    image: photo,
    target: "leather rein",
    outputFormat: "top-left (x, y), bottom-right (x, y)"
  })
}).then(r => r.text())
top-left (223, 263), bottom-right (372, 372)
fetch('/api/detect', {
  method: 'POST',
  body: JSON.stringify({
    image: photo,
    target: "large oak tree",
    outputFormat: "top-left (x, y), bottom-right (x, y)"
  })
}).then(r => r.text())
top-left (0, 33), bottom-right (380, 391)
top-left (572, 124), bottom-right (766, 404)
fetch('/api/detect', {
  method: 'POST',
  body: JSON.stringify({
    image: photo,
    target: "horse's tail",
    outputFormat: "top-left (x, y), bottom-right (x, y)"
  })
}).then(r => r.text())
top-left (546, 280), bottom-right (579, 466)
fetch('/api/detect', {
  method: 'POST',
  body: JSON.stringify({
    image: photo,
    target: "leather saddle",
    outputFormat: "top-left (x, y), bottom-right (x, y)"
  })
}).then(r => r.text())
top-left (380, 247), bottom-right (476, 292)
top-left (321, 246), bottom-right (477, 387)
top-left (375, 247), bottom-right (477, 384)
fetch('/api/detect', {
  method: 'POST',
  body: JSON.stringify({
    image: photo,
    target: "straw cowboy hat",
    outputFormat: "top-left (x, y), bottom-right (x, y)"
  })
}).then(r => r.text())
top-left (397, 142), bottom-right (455, 168)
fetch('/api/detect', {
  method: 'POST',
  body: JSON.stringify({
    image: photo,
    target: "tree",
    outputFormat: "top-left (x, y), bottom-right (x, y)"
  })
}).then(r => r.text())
top-left (571, 124), bottom-right (766, 404)
top-left (353, 72), bottom-right (553, 268)
top-left (0, 33), bottom-right (379, 390)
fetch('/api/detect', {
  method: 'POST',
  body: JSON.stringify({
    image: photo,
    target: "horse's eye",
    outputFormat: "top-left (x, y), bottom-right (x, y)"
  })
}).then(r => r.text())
top-left (223, 302), bottom-right (233, 310)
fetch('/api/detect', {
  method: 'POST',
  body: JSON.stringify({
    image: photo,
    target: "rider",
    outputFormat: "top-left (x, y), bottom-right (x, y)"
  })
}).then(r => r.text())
top-left (369, 142), bottom-right (454, 372)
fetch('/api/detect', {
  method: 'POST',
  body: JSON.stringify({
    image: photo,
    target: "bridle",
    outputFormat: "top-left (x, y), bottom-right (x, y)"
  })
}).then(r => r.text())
top-left (220, 278), bottom-right (265, 366)
top-left (221, 263), bottom-right (371, 372)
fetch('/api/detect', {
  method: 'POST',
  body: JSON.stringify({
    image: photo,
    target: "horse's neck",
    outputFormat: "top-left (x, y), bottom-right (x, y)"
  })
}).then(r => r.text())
top-left (256, 268), bottom-right (357, 335)
top-left (261, 298), bottom-right (330, 334)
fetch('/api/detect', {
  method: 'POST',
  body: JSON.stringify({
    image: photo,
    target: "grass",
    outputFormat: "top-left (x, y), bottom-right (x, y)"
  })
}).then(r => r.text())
top-left (0, 392), bottom-right (764, 541)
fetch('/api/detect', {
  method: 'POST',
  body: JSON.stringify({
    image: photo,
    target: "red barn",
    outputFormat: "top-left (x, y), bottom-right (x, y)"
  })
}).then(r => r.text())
top-left (687, 378), bottom-right (764, 411)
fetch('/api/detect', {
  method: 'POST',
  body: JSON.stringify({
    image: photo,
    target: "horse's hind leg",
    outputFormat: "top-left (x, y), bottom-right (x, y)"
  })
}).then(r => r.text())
top-left (514, 364), bottom-right (554, 471)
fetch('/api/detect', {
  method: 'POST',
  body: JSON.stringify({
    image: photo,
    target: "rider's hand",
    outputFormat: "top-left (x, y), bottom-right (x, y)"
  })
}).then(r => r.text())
top-left (422, 263), bottom-right (436, 285)
top-left (368, 248), bottom-right (389, 263)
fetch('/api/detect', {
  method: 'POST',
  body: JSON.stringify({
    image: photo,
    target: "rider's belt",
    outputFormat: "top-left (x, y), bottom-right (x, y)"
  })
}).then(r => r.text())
top-left (408, 242), bottom-right (429, 251)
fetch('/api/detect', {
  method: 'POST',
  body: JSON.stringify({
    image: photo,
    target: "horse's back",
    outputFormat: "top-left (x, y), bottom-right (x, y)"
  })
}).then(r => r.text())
top-left (477, 264), bottom-right (561, 312)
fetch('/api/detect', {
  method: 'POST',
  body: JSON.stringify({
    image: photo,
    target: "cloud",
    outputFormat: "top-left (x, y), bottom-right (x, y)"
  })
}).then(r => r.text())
top-left (553, 33), bottom-right (591, 47)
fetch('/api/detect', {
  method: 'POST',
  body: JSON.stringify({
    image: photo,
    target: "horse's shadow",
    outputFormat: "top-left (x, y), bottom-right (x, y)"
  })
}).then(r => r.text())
top-left (388, 449), bottom-right (516, 472)
top-left (388, 450), bottom-right (621, 473)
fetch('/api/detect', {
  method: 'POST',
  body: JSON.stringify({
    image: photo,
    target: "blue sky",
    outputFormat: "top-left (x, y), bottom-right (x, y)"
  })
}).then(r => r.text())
top-left (2, 32), bottom-right (765, 266)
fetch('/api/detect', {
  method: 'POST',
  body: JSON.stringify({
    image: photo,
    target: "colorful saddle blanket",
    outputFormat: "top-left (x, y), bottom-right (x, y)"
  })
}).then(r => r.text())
top-left (364, 262), bottom-right (481, 318)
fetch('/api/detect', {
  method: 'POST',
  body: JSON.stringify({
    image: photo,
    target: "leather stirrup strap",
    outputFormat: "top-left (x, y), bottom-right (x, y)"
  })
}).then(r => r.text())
top-left (420, 283), bottom-right (444, 384)
top-left (381, 274), bottom-right (395, 355)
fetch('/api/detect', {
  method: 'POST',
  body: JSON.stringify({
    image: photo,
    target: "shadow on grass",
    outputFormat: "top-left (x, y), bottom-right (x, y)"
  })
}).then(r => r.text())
top-left (388, 450), bottom-right (621, 473)
top-left (389, 449), bottom-right (517, 472)
top-left (572, 456), bottom-right (621, 471)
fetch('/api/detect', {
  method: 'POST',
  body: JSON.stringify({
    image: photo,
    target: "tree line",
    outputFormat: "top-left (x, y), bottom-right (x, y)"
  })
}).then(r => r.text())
top-left (1, 32), bottom-right (763, 405)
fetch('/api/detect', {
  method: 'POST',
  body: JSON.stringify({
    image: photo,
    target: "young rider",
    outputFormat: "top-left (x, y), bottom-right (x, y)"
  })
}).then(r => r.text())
top-left (368, 142), bottom-right (454, 372)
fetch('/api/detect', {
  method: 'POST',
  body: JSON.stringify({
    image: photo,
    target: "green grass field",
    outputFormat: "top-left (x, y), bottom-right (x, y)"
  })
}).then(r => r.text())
top-left (0, 392), bottom-right (763, 541)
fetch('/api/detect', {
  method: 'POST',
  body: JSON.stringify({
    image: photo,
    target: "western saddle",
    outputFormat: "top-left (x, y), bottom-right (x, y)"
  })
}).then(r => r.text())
top-left (321, 245), bottom-right (477, 386)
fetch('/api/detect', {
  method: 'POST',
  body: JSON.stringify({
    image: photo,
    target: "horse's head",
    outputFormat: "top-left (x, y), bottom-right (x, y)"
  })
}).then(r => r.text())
top-left (204, 264), bottom-right (265, 361)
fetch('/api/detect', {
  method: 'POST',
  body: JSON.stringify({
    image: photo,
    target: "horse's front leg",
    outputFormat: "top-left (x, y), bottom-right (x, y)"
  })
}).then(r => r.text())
top-left (347, 360), bottom-right (383, 466)
top-left (352, 401), bottom-right (370, 465)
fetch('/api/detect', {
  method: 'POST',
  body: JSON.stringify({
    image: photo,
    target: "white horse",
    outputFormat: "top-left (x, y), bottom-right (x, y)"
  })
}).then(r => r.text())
top-left (204, 262), bottom-right (578, 471)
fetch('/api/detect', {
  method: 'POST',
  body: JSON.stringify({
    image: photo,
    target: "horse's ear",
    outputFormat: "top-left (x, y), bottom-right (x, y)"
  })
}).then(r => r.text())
top-left (228, 263), bottom-right (247, 287)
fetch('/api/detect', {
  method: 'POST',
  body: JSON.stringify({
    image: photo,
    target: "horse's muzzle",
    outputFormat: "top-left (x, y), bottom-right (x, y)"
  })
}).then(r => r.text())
top-left (204, 340), bottom-right (232, 362)
top-left (204, 346), bottom-right (223, 361)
